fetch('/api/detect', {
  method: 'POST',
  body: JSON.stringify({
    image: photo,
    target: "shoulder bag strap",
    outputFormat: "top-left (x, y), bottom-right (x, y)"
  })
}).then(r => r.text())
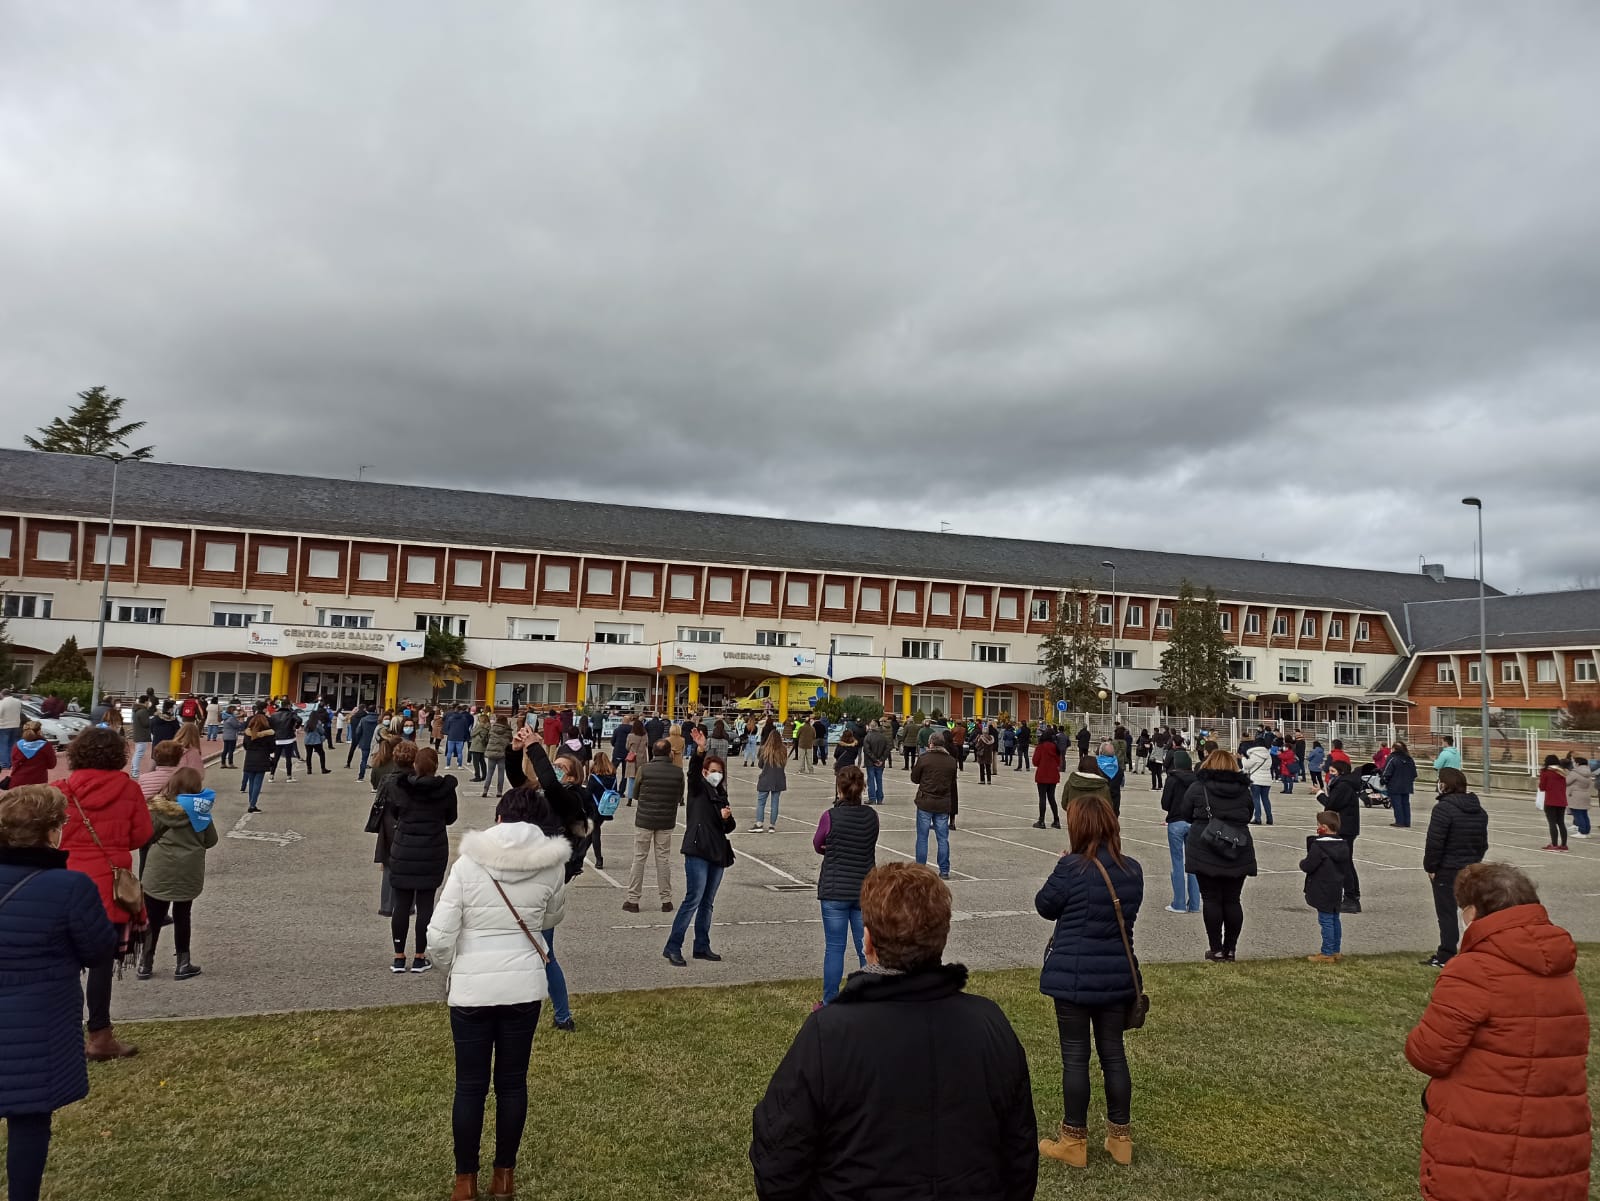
top-left (1089, 857), bottom-right (1140, 991)
top-left (487, 876), bottom-right (550, 965)
top-left (0, 870), bottom-right (42, 914)
top-left (67, 791), bottom-right (110, 857)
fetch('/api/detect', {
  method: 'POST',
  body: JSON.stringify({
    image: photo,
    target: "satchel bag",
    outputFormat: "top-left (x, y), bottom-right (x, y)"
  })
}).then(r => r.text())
top-left (488, 877), bottom-right (551, 965)
top-left (66, 790), bottom-right (144, 917)
top-left (364, 794), bottom-right (386, 834)
top-left (1089, 857), bottom-right (1149, 1030)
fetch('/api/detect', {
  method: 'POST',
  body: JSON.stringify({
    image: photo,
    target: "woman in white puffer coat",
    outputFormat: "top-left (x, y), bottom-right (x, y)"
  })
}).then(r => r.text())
top-left (427, 790), bottom-right (572, 1201)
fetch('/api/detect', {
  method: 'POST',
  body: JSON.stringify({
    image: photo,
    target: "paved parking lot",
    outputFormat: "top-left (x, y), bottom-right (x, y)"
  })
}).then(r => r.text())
top-left (114, 750), bottom-right (1600, 1021)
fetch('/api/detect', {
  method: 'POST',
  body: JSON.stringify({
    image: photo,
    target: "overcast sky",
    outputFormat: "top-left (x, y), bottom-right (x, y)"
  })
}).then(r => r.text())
top-left (3, 2), bottom-right (1597, 593)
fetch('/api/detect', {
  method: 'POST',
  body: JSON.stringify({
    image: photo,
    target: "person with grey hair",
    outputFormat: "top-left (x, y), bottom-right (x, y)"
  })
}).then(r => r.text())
top-left (1095, 741), bottom-right (1126, 817)
top-left (910, 731), bottom-right (959, 879)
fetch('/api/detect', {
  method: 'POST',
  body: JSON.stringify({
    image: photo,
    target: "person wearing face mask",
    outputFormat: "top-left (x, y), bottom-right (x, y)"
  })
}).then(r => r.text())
top-left (1419, 768), bottom-right (1488, 969)
top-left (663, 729), bottom-right (736, 967)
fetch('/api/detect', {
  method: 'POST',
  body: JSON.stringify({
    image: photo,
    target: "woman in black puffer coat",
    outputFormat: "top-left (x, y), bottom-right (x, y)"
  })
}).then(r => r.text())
top-left (385, 746), bottom-right (458, 974)
top-left (1171, 748), bottom-right (1258, 962)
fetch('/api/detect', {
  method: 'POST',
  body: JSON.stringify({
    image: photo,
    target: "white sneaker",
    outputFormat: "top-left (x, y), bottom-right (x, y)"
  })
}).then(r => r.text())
top-left (1572, 831), bottom-right (1589, 839)
top-left (765, 823), bottom-right (777, 832)
top-left (748, 823), bottom-right (764, 833)
top-left (1164, 904), bottom-right (1188, 914)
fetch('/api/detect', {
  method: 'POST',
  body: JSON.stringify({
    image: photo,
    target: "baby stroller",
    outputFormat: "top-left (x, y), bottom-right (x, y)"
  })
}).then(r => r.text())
top-left (1355, 762), bottom-right (1390, 809)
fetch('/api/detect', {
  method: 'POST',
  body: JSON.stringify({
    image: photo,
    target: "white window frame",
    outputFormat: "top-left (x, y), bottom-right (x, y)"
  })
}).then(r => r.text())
top-left (964, 593), bottom-right (985, 619)
top-left (452, 558), bottom-right (483, 588)
top-left (543, 564), bottom-right (572, 593)
top-left (1271, 615), bottom-right (1288, 637)
top-left (1356, 620), bottom-right (1371, 642)
top-left (594, 622), bottom-right (644, 645)
top-left (499, 561), bottom-right (528, 591)
top-left (586, 566), bottom-right (614, 595)
top-left (92, 534), bottom-right (128, 566)
top-left (1218, 612), bottom-right (1233, 632)
top-left (507, 618), bottom-right (558, 641)
top-left (678, 627), bottom-right (722, 643)
top-left (1334, 662), bottom-right (1365, 687)
top-left (748, 578), bottom-right (774, 605)
top-left (256, 545), bottom-right (290, 576)
top-left (1575, 660), bottom-right (1598, 683)
top-left (1466, 660), bottom-right (1481, 684)
top-left (1030, 598), bottom-right (1050, 622)
top-left (1228, 657), bottom-right (1255, 682)
top-left (357, 552), bottom-right (388, 582)
top-left (929, 591), bottom-right (951, 617)
top-left (147, 537), bottom-right (185, 570)
top-left (318, 608), bottom-right (374, 629)
top-left (708, 575), bottom-right (733, 604)
top-left (824, 583), bottom-right (848, 610)
top-left (406, 556), bottom-right (437, 586)
top-left (1244, 613), bottom-right (1262, 635)
top-left (1096, 603), bottom-right (1113, 626)
top-left (860, 585), bottom-right (883, 612)
top-left (35, 531), bottom-right (71, 562)
top-left (1, 593), bottom-right (52, 619)
top-left (629, 570), bottom-right (655, 598)
top-left (0, 529), bottom-right (10, 558)
top-left (901, 639), bottom-right (941, 660)
top-left (202, 541), bottom-right (236, 572)
top-left (755, 630), bottom-right (791, 647)
top-left (997, 596), bottom-right (1018, 621)
top-left (416, 613), bottom-right (468, 636)
top-left (105, 597), bottom-right (166, 624)
top-left (1300, 616), bottom-right (1317, 638)
top-left (786, 580), bottom-right (810, 608)
top-left (973, 643), bottom-right (1008, 663)
top-left (306, 548), bottom-right (340, 579)
top-left (1328, 619), bottom-right (1344, 640)
top-left (1155, 607), bottom-right (1173, 630)
top-left (1535, 659), bottom-right (1557, 684)
top-left (670, 573), bottom-right (695, 601)
top-left (1124, 604), bottom-right (1144, 628)
top-left (896, 589), bottom-right (919, 615)
top-left (1500, 662), bottom-right (1522, 684)
top-left (1100, 649), bottom-right (1135, 670)
top-left (1436, 662), bottom-right (1457, 683)
top-left (211, 603), bottom-right (272, 628)
top-left (831, 634), bottom-right (873, 656)
top-left (1278, 660), bottom-right (1311, 685)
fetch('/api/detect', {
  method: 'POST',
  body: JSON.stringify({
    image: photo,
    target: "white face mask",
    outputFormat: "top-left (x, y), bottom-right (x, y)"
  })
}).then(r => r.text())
top-left (403, 725), bottom-right (415, 735)
top-left (706, 771), bottom-right (724, 788)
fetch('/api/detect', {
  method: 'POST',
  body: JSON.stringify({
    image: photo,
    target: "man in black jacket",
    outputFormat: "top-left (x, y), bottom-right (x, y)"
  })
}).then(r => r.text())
top-left (750, 863), bottom-right (1036, 1201)
top-left (1318, 760), bottom-right (1364, 913)
top-left (1419, 767), bottom-right (1489, 967)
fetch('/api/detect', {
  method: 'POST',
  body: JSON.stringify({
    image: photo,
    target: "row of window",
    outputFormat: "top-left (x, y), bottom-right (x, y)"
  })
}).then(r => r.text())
top-left (1226, 659), bottom-right (1367, 686)
top-left (1438, 659), bottom-right (1599, 684)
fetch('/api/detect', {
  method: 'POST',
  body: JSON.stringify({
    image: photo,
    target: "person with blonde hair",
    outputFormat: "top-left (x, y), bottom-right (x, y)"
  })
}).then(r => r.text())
top-left (1170, 748), bottom-right (1257, 962)
top-left (0, 784), bottom-right (117, 1201)
top-left (753, 727), bottom-right (789, 833)
top-left (172, 721), bottom-right (205, 775)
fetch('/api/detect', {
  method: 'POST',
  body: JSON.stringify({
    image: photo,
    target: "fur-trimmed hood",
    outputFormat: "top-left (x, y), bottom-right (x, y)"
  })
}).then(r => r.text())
top-left (458, 822), bottom-right (575, 882)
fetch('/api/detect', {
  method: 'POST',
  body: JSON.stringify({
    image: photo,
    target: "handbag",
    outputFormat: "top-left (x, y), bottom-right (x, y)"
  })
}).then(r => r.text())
top-left (1198, 786), bottom-right (1249, 859)
top-left (1089, 857), bottom-right (1149, 1030)
top-left (488, 877), bottom-right (550, 965)
top-left (65, 789), bottom-right (144, 917)
top-left (1535, 790), bottom-right (1546, 810)
top-left (363, 794), bottom-right (386, 834)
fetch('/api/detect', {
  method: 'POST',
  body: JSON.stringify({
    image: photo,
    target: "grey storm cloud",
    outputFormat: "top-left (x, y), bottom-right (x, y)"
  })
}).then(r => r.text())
top-left (2, 1), bottom-right (1598, 593)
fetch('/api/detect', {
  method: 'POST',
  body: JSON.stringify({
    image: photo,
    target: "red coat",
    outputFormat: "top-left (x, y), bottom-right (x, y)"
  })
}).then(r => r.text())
top-left (542, 715), bottom-right (562, 747)
top-left (1032, 739), bottom-right (1061, 785)
top-left (56, 769), bottom-right (154, 923)
top-left (8, 741), bottom-right (56, 786)
top-left (1404, 903), bottom-right (1591, 1201)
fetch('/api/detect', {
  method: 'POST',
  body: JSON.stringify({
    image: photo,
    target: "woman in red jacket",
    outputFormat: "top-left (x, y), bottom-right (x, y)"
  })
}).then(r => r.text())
top-left (57, 727), bottom-right (153, 1061)
top-left (1405, 862), bottom-right (1590, 1201)
top-left (8, 721), bottom-right (56, 786)
top-left (1538, 754), bottom-right (1570, 851)
top-left (1032, 731), bottom-right (1062, 830)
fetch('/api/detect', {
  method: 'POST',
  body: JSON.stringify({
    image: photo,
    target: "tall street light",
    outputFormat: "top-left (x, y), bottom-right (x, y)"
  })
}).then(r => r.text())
top-left (1101, 560), bottom-right (1117, 725)
top-left (90, 454), bottom-right (127, 709)
top-left (1461, 497), bottom-right (1490, 792)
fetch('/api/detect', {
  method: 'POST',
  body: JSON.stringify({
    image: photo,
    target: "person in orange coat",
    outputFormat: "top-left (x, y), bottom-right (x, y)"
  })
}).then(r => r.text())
top-left (1404, 862), bottom-right (1591, 1201)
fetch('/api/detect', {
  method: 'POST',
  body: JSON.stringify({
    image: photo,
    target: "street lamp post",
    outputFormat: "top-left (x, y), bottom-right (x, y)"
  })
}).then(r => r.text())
top-left (1462, 497), bottom-right (1490, 792)
top-left (89, 455), bottom-right (125, 710)
top-left (1101, 560), bottom-right (1117, 724)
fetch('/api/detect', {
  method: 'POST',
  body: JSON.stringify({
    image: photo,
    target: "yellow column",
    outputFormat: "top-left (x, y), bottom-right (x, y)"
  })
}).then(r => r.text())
top-left (778, 675), bottom-right (790, 723)
top-left (901, 684), bottom-right (912, 717)
top-left (484, 668), bottom-right (497, 709)
top-left (168, 658), bottom-right (184, 697)
top-left (687, 670), bottom-right (699, 707)
top-left (666, 676), bottom-right (677, 719)
top-left (270, 657), bottom-right (288, 698)
top-left (975, 687), bottom-right (985, 719)
top-left (384, 661), bottom-right (400, 708)
top-left (576, 671), bottom-right (588, 708)
top-left (829, 679), bottom-right (837, 698)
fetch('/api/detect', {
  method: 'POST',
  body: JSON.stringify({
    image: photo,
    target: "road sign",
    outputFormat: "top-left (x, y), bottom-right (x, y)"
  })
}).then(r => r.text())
top-left (1056, 700), bottom-right (1068, 712)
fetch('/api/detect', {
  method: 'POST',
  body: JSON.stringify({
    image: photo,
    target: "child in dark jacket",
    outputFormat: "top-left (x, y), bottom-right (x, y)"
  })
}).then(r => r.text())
top-left (1300, 810), bottom-right (1351, 963)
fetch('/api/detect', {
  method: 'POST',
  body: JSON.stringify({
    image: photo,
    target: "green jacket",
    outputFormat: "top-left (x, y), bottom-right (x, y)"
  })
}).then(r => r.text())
top-left (484, 722), bottom-right (513, 759)
top-left (633, 759), bottom-right (685, 831)
top-left (142, 797), bottom-right (219, 902)
top-left (469, 718), bottom-right (491, 754)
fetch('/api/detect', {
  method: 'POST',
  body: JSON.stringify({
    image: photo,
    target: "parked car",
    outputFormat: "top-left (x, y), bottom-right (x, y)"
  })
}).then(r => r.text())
top-left (19, 701), bottom-right (79, 749)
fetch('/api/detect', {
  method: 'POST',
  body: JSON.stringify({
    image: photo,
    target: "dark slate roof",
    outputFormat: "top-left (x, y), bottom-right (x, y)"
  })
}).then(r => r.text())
top-left (1, 448), bottom-right (1493, 619)
top-left (1402, 590), bottom-right (1600, 652)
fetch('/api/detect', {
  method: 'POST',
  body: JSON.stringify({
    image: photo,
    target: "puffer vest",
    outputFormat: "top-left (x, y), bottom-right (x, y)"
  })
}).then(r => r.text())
top-left (817, 804), bottom-right (878, 904)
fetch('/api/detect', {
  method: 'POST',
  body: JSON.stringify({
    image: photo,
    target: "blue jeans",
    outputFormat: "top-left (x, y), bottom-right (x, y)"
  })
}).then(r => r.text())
top-left (756, 791), bottom-right (781, 825)
top-left (130, 739), bottom-right (149, 777)
top-left (820, 900), bottom-right (865, 1003)
top-left (664, 857), bottom-right (725, 956)
top-left (1573, 809), bottom-right (1591, 835)
top-left (205, 723), bottom-right (220, 741)
top-left (1317, 910), bottom-right (1342, 956)
top-left (1391, 792), bottom-right (1412, 826)
top-left (743, 741), bottom-right (759, 766)
top-left (242, 770), bottom-right (266, 808)
top-left (1280, 775), bottom-right (1294, 793)
top-left (446, 739), bottom-right (466, 767)
top-left (482, 759), bottom-right (506, 795)
top-left (1251, 784), bottom-right (1273, 824)
top-left (356, 743), bottom-right (372, 779)
top-left (915, 810), bottom-right (950, 877)
top-left (541, 926), bottom-right (570, 1025)
top-left (1166, 821), bottom-right (1199, 911)
top-left (865, 764), bottom-right (885, 803)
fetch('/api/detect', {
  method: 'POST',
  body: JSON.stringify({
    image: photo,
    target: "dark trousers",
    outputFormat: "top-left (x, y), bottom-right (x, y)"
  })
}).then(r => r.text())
top-left (5, 1111), bottom-right (52, 1201)
top-left (390, 887), bottom-right (436, 955)
top-left (449, 1001), bottom-right (541, 1175)
top-left (144, 897), bottom-right (193, 955)
top-left (1037, 783), bottom-right (1058, 824)
top-left (346, 739), bottom-right (359, 767)
top-left (270, 744), bottom-right (295, 778)
top-left (979, 759), bottom-right (993, 783)
top-left (1545, 807), bottom-right (1568, 847)
top-left (469, 750), bottom-right (485, 781)
top-left (1054, 999), bottom-right (1131, 1127)
top-left (1197, 874), bottom-right (1246, 954)
top-left (902, 747), bottom-right (915, 769)
top-left (1431, 870), bottom-right (1461, 962)
top-left (85, 940), bottom-right (119, 1032)
top-left (590, 817), bottom-right (605, 865)
top-left (305, 743), bottom-right (327, 772)
top-left (1341, 833), bottom-right (1361, 900)
top-left (221, 738), bottom-right (237, 766)
top-left (1150, 763), bottom-right (1164, 790)
top-left (1015, 745), bottom-right (1028, 770)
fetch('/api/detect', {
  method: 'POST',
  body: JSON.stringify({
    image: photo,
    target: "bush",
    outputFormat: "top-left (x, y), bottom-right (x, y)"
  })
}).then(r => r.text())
top-left (32, 679), bottom-right (95, 709)
top-left (34, 637), bottom-right (92, 684)
top-left (840, 695), bottom-right (885, 724)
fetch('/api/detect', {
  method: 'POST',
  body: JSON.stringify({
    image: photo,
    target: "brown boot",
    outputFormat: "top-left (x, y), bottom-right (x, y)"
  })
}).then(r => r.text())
top-left (449, 1172), bottom-right (478, 1201)
top-left (84, 1026), bottom-right (138, 1061)
top-left (1104, 1121), bottom-right (1133, 1165)
top-left (490, 1167), bottom-right (515, 1199)
top-left (1038, 1123), bottom-right (1088, 1167)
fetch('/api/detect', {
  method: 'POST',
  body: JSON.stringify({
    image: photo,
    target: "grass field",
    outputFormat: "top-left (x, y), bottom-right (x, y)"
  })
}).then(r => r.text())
top-left (32, 951), bottom-right (1600, 1201)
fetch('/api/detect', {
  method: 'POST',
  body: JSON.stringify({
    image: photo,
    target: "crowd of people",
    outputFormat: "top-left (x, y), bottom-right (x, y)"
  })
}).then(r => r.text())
top-left (0, 690), bottom-right (1593, 1201)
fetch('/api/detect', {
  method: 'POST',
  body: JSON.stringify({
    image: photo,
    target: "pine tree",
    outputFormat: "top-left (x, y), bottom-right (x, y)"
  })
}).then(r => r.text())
top-left (34, 636), bottom-right (92, 683)
top-left (1159, 581), bottom-right (1236, 716)
top-left (1039, 585), bottom-right (1105, 718)
top-left (0, 617), bottom-right (19, 689)
top-left (24, 386), bottom-right (154, 460)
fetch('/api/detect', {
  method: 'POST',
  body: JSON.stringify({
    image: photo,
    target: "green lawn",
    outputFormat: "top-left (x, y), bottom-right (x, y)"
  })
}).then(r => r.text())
top-left (33, 951), bottom-right (1600, 1201)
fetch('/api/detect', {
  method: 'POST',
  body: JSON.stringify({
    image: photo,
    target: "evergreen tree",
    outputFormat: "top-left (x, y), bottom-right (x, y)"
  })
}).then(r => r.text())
top-left (420, 629), bottom-right (466, 702)
top-left (0, 617), bottom-right (19, 689)
top-left (1039, 586), bottom-right (1105, 718)
top-left (1159, 580), bottom-right (1236, 716)
top-left (25, 386), bottom-right (154, 460)
top-left (34, 635), bottom-right (92, 683)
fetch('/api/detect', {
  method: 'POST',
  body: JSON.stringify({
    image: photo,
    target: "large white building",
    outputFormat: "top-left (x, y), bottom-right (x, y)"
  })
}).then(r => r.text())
top-left (1, 449), bottom-right (1492, 724)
